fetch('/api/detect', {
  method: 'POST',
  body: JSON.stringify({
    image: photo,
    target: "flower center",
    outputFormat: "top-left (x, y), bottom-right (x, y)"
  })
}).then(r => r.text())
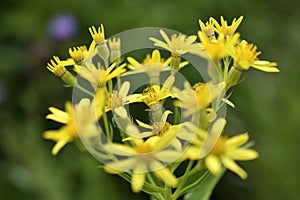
top-left (142, 86), bottom-right (158, 106)
top-left (136, 143), bottom-right (154, 162)
top-left (211, 136), bottom-right (227, 155)
top-left (152, 122), bottom-right (171, 136)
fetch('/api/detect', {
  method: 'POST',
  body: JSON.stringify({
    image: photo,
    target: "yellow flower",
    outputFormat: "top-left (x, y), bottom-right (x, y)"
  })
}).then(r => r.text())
top-left (68, 46), bottom-right (89, 64)
top-left (44, 99), bottom-right (98, 155)
top-left (142, 75), bottom-right (175, 107)
top-left (94, 81), bottom-right (144, 118)
top-left (184, 118), bottom-right (259, 179)
top-left (103, 125), bottom-right (179, 193)
top-left (231, 40), bottom-right (279, 72)
top-left (108, 37), bottom-right (121, 63)
top-left (74, 62), bottom-right (126, 89)
top-left (125, 50), bottom-right (189, 78)
top-left (46, 56), bottom-right (75, 86)
top-left (197, 31), bottom-right (240, 61)
top-left (172, 81), bottom-right (225, 117)
top-left (125, 50), bottom-right (170, 77)
top-left (89, 25), bottom-right (106, 45)
top-left (199, 17), bottom-right (216, 39)
top-left (149, 30), bottom-right (199, 56)
top-left (212, 16), bottom-right (243, 36)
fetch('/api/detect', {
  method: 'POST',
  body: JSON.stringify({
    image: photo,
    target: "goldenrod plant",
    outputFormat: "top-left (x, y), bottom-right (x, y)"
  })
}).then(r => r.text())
top-left (43, 16), bottom-right (279, 200)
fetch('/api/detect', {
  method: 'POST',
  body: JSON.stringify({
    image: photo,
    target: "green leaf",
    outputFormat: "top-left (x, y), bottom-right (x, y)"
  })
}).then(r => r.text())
top-left (183, 168), bottom-right (225, 200)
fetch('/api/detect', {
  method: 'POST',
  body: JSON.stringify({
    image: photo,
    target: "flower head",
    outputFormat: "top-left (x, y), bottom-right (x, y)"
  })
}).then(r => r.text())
top-left (46, 56), bottom-right (75, 86)
top-left (74, 62), bottom-right (126, 89)
top-left (43, 99), bottom-right (97, 155)
top-left (142, 75), bottom-right (175, 107)
top-left (231, 40), bottom-right (279, 72)
top-left (103, 125), bottom-right (179, 193)
top-left (173, 81), bottom-right (225, 117)
top-left (199, 17), bottom-right (216, 39)
top-left (89, 25), bottom-right (106, 45)
top-left (149, 30), bottom-right (198, 57)
top-left (94, 81), bottom-right (144, 118)
top-left (48, 14), bottom-right (78, 40)
top-left (184, 118), bottom-right (259, 179)
top-left (125, 50), bottom-right (170, 78)
top-left (68, 46), bottom-right (88, 64)
top-left (197, 31), bottom-right (240, 61)
top-left (212, 16), bottom-right (243, 36)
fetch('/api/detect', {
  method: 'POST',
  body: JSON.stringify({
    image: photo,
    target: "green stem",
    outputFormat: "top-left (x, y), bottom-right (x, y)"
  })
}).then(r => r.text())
top-left (147, 174), bottom-right (165, 200)
top-left (102, 110), bottom-right (112, 141)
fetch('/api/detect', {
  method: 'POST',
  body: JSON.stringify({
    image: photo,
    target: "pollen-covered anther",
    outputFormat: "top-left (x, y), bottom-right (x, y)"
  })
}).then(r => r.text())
top-left (210, 136), bottom-right (227, 155)
top-left (111, 92), bottom-right (124, 109)
top-left (152, 122), bottom-right (171, 136)
top-left (142, 87), bottom-right (158, 106)
top-left (47, 56), bottom-right (67, 77)
top-left (69, 46), bottom-right (87, 63)
top-left (89, 24), bottom-right (105, 45)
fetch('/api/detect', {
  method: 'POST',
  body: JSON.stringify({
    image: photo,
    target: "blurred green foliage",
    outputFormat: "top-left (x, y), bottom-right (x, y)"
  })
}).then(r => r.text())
top-left (0, 0), bottom-right (299, 199)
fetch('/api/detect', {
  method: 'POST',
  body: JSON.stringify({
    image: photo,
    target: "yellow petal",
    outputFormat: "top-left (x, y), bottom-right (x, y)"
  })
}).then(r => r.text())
top-left (221, 156), bottom-right (248, 179)
top-left (46, 107), bottom-right (69, 124)
top-left (159, 29), bottom-right (171, 44)
top-left (103, 143), bottom-right (136, 155)
top-left (155, 150), bottom-right (181, 163)
top-left (153, 167), bottom-right (178, 187)
top-left (127, 57), bottom-right (142, 68)
top-left (200, 118), bottom-right (226, 158)
top-left (103, 166), bottom-right (121, 174)
top-left (131, 172), bottom-right (146, 193)
top-left (205, 154), bottom-right (222, 175)
top-left (181, 146), bottom-right (201, 160)
top-left (125, 125), bottom-right (150, 141)
top-left (161, 110), bottom-right (173, 123)
top-left (251, 63), bottom-right (280, 72)
top-left (152, 50), bottom-right (161, 63)
top-left (136, 119), bottom-right (153, 129)
top-left (52, 140), bottom-right (69, 155)
top-left (114, 106), bottom-right (128, 119)
top-left (227, 149), bottom-right (259, 160)
top-left (119, 81), bottom-right (130, 97)
top-left (150, 160), bottom-right (178, 187)
top-left (106, 157), bottom-right (136, 172)
top-left (226, 133), bottom-right (249, 148)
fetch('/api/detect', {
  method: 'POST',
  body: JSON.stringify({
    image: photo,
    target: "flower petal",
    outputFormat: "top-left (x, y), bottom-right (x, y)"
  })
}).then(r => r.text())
top-left (205, 154), bottom-right (222, 175)
top-left (151, 160), bottom-right (178, 187)
top-left (119, 81), bottom-right (130, 97)
top-left (152, 50), bottom-right (161, 63)
top-left (104, 143), bottom-right (135, 155)
top-left (221, 156), bottom-right (248, 179)
top-left (46, 107), bottom-right (69, 124)
top-left (225, 133), bottom-right (249, 148)
top-left (136, 119), bottom-right (153, 129)
top-left (131, 172), bottom-right (146, 193)
top-left (106, 157), bottom-right (136, 172)
top-left (227, 149), bottom-right (259, 160)
top-left (159, 30), bottom-right (171, 45)
top-left (127, 57), bottom-right (142, 68)
top-left (52, 140), bottom-right (69, 155)
top-left (155, 150), bottom-right (181, 162)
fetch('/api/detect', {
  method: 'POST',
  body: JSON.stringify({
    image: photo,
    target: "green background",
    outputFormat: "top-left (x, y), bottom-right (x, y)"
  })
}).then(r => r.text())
top-left (0, 0), bottom-right (299, 199)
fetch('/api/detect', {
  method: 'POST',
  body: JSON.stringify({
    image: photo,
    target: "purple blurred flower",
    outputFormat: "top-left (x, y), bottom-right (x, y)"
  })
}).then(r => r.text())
top-left (48, 14), bottom-right (78, 40)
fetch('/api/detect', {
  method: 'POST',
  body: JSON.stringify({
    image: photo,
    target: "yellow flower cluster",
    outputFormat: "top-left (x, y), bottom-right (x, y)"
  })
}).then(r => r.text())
top-left (43, 17), bottom-right (279, 198)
